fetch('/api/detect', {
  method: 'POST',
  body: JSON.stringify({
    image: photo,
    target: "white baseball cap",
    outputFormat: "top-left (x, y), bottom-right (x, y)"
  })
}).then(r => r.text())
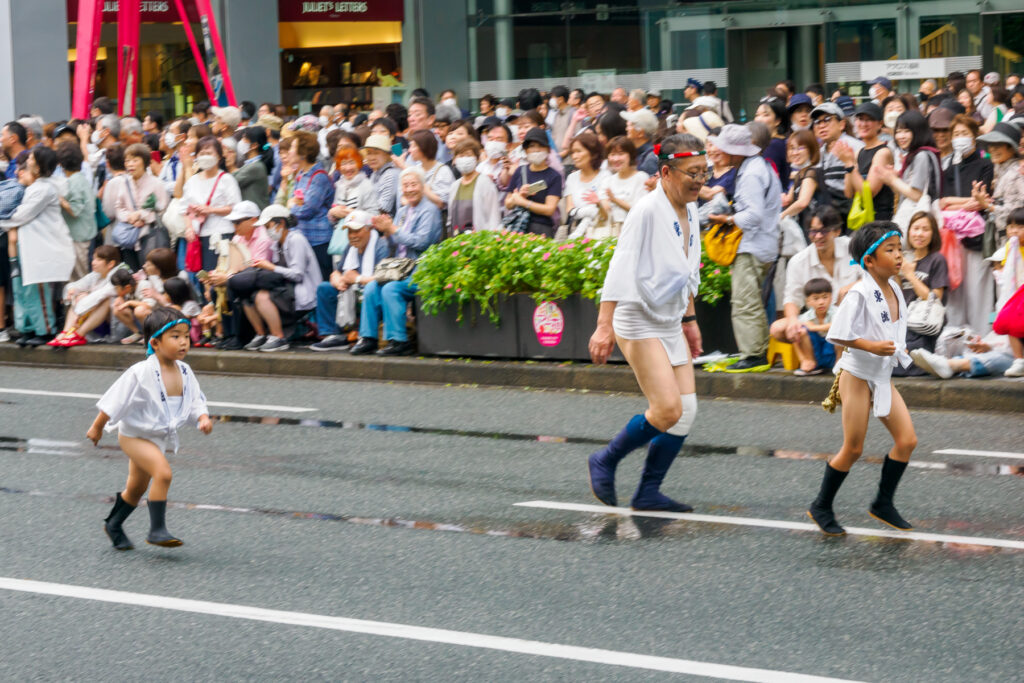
top-left (254, 204), bottom-right (292, 226)
top-left (225, 200), bottom-right (260, 222)
top-left (344, 209), bottom-right (374, 229)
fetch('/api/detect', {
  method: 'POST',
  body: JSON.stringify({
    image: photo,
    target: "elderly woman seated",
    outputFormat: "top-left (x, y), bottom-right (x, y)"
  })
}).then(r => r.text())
top-left (349, 166), bottom-right (442, 357)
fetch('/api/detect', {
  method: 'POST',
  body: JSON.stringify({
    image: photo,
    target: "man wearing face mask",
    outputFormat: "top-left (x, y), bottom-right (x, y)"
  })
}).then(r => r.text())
top-left (477, 121), bottom-right (516, 197)
top-left (89, 114), bottom-right (120, 192)
top-left (866, 77), bottom-right (893, 106)
top-left (158, 118), bottom-right (191, 198)
top-left (545, 86), bottom-right (575, 161)
top-left (439, 89), bottom-right (470, 120)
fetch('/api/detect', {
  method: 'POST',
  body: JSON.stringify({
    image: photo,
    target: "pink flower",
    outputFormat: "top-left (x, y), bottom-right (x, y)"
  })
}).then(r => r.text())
top-left (699, 262), bottom-right (704, 268)
top-left (713, 269), bottom-right (721, 275)
top-left (444, 283), bottom-right (453, 289)
top-left (542, 253), bottom-right (551, 261)
top-left (584, 247), bottom-right (592, 253)
top-left (451, 251), bottom-right (459, 257)
top-left (455, 288), bottom-right (462, 292)
top-left (460, 241), bottom-right (468, 246)
top-left (582, 237), bottom-right (591, 244)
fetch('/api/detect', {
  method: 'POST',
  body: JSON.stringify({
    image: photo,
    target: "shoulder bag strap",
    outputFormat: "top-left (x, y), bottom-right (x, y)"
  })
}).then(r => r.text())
top-left (204, 172), bottom-right (224, 206)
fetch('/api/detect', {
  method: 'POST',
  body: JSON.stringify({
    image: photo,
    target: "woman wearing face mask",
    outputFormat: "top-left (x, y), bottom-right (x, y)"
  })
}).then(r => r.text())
top-left (180, 136), bottom-right (242, 273)
top-left (877, 111), bottom-right (940, 234)
top-left (114, 143), bottom-right (169, 270)
top-left (880, 95), bottom-right (907, 138)
top-left (233, 126), bottom-right (273, 210)
top-left (940, 115), bottom-right (994, 334)
top-left (448, 139), bottom-right (500, 234)
top-left (443, 121), bottom-right (477, 178)
top-left (406, 129), bottom-right (455, 213)
top-left (973, 123), bottom-right (1024, 238)
top-left (781, 130), bottom-right (828, 231)
top-left (327, 148), bottom-right (374, 224)
top-left (504, 127), bottom-right (564, 238)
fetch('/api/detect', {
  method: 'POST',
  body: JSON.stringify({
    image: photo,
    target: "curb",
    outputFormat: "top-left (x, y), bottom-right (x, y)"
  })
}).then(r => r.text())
top-left (1, 345), bottom-right (1021, 414)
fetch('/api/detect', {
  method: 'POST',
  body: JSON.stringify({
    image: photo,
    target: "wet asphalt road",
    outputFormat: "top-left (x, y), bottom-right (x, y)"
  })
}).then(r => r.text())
top-left (0, 365), bottom-right (1021, 682)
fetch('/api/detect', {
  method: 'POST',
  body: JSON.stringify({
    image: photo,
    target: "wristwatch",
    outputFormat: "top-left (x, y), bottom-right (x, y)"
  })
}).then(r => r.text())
top-left (682, 315), bottom-right (697, 324)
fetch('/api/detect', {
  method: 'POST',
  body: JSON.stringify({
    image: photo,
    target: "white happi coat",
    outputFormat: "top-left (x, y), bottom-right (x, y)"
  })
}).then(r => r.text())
top-left (601, 183), bottom-right (700, 328)
top-left (0, 177), bottom-right (74, 286)
top-left (827, 273), bottom-right (911, 417)
top-left (64, 269), bottom-right (117, 316)
top-left (96, 355), bottom-right (209, 453)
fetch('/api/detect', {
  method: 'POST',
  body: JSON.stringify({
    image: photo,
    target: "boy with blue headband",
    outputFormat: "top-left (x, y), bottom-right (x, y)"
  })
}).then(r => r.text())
top-left (87, 307), bottom-right (212, 550)
top-left (809, 222), bottom-right (918, 536)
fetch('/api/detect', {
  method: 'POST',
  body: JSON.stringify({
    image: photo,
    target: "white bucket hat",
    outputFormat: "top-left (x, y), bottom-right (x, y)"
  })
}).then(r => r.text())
top-left (707, 124), bottom-right (760, 157)
top-left (360, 134), bottom-right (393, 154)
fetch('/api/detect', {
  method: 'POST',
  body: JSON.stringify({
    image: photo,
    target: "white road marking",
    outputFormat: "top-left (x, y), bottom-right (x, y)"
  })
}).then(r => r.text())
top-left (515, 501), bottom-right (1024, 550)
top-left (0, 578), bottom-right (861, 683)
top-left (0, 388), bottom-right (315, 413)
top-left (932, 449), bottom-right (1024, 460)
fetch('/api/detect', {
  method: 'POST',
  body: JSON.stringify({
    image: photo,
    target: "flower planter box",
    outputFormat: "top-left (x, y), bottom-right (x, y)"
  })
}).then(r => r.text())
top-left (415, 296), bottom-right (520, 358)
top-left (695, 294), bottom-right (737, 355)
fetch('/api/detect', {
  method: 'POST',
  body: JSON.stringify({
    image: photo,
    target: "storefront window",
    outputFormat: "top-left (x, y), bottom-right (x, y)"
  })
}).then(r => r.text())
top-left (983, 12), bottom-right (1024, 77)
top-left (828, 18), bottom-right (897, 63)
top-left (919, 14), bottom-right (981, 60)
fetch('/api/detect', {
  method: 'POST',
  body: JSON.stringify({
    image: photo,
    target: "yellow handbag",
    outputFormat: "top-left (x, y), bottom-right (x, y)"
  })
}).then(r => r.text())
top-left (703, 222), bottom-right (743, 266)
top-left (847, 182), bottom-right (874, 231)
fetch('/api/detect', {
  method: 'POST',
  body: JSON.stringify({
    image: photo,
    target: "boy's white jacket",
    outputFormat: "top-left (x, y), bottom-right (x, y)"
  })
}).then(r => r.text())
top-left (600, 184), bottom-right (700, 325)
top-left (828, 273), bottom-right (911, 417)
top-left (97, 355), bottom-right (209, 453)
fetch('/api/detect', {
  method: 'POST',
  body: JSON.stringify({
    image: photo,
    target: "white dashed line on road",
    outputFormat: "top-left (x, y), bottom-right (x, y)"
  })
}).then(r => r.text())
top-left (0, 577), bottom-right (862, 683)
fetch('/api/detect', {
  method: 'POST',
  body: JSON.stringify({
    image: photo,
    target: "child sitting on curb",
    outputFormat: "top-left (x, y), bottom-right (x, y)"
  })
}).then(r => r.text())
top-left (793, 278), bottom-right (837, 376)
top-left (48, 245), bottom-right (122, 347)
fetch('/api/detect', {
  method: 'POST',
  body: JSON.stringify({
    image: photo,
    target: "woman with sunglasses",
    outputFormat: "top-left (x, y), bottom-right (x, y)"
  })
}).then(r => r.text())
top-left (587, 134), bottom-right (706, 513)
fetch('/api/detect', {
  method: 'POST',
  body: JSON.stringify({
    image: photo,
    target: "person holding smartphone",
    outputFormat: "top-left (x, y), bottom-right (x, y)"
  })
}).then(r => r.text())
top-left (504, 128), bottom-right (563, 237)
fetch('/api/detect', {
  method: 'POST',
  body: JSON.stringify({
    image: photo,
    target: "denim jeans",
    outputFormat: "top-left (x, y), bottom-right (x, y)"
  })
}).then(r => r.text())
top-left (963, 351), bottom-right (1014, 377)
top-left (358, 278), bottom-right (416, 342)
top-left (315, 281), bottom-right (341, 335)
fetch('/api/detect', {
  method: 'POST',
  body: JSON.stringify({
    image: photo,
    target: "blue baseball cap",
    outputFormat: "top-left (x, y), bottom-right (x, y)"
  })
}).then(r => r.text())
top-left (787, 93), bottom-right (813, 111)
top-left (866, 76), bottom-right (893, 90)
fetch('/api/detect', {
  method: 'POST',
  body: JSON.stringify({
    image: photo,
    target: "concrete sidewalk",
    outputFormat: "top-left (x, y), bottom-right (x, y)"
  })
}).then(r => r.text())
top-left (1, 344), bottom-right (1021, 413)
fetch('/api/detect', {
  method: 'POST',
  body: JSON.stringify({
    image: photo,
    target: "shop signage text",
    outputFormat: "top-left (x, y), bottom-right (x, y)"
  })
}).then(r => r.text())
top-left (68, 0), bottom-right (402, 23)
top-left (860, 58), bottom-right (947, 81)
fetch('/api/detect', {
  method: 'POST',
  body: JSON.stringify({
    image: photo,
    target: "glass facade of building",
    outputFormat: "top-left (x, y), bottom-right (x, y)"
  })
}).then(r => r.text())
top-left (467, 1), bottom-right (1024, 115)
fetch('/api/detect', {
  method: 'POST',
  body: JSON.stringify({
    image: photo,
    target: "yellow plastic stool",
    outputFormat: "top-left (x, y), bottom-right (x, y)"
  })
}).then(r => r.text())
top-left (767, 338), bottom-right (799, 371)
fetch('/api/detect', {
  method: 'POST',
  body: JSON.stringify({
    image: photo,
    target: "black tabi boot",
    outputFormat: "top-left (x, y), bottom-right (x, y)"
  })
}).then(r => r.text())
top-left (807, 463), bottom-right (849, 536)
top-left (145, 500), bottom-right (183, 547)
top-left (103, 492), bottom-right (136, 550)
top-left (629, 433), bottom-right (693, 513)
top-left (587, 414), bottom-right (662, 506)
top-left (869, 456), bottom-right (913, 530)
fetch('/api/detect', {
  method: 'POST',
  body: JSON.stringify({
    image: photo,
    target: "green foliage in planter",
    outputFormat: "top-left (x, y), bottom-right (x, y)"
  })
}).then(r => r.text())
top-left (413, 229), bottom-right (731, 322)
top-left (698, 258), bottom-right (732, 306)
top-left (413, 231), bottom-right (615, 323)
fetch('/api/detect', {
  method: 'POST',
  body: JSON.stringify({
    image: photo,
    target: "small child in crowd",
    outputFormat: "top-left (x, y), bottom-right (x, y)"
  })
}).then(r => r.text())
top-left (793, 277), bottom-right (837, 376)
top-left (810, 222), bottom-right (918, 536)
top-left (88, 306), bottom-right (212, 550)
top-left (48, 245), bottom-right (122, 347)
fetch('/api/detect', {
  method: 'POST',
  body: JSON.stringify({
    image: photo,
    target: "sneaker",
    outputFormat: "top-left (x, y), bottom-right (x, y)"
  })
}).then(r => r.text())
top-left (0, 330), bottom-right (9, 343)
top-left (1005, 358), bottom-right (1024, 378)
top-left (258, 336), bottom-right (290, 352)
top-left (217, 337), bottom-right (244, 351)
top-left (244, 334), bottom-right (268, 351)
top-left (911, 348), bottom-right (953, 379)
top-left (724, 355), bottom-right (771, 373)
top-left (310, 334), bottom-right (351, 351)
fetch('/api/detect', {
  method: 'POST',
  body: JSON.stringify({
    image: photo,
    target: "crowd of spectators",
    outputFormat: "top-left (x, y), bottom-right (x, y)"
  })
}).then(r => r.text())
top-left (0, 70), bottom-right (1022, 378)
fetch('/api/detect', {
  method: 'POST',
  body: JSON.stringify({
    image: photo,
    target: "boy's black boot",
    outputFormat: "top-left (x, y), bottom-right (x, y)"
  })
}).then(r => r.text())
top-left (588, 414), bottom-right (662, 506)
top-left (869, 456), bottom-right (913, 530)
top-left (145, 500), bottom-right (183, 547)
top-left (103, 492), bottom-right (136, 550)
top-left (808, 463), bottom-right (848, 535)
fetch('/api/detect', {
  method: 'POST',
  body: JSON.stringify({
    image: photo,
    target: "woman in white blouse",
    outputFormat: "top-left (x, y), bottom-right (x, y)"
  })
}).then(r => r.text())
top-left (563, 131), bottom-right (609, 217)
top-left (401, 129), bottom-right (455, 212)
top-left (598, 135), bottom-right (649, 232)
top-left (180, 136), bottom-right (241, 272)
